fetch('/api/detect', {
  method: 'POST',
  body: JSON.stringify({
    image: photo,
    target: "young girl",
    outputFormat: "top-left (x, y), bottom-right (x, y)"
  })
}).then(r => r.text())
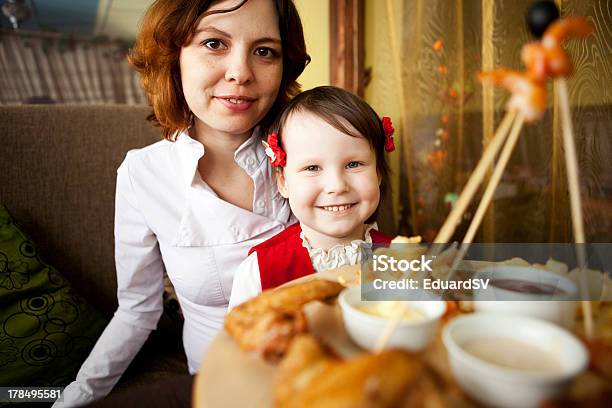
top-left (229, 86), bottom-right (395, 308)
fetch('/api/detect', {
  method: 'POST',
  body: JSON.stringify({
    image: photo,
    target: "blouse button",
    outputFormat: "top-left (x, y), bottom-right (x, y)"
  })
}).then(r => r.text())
top-left (246, 157), bottom-right (256, 170)
top-left (257, 200), bottom-right (265, 208)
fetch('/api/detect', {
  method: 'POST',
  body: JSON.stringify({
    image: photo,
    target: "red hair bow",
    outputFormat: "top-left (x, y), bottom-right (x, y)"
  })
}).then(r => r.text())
top-left (382, 116), bottom-right (395, 152)
top-left (263, 132), bottom-right (286, 167)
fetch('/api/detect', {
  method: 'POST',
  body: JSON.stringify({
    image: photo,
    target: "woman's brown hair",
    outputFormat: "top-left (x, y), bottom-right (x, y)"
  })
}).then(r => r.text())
top-left (271, 86), bottom-right (392, 223)
top-left (128, 0), bottom-right (310, 140)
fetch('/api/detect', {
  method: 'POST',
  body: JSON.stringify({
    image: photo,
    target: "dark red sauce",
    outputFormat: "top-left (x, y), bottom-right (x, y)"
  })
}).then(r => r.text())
top-left (490, 279), bottom-right (566, 295)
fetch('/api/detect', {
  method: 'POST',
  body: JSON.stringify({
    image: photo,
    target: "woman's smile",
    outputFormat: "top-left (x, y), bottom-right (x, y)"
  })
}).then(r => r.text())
top-left (215, 95), bottom-right (256, 112)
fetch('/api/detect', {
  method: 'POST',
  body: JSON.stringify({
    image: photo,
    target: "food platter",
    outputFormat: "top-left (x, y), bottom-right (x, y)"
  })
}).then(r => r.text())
top-left (195, 300), bottom-right (468, 407)
top-left (193, 264), bottom-right (612, 407)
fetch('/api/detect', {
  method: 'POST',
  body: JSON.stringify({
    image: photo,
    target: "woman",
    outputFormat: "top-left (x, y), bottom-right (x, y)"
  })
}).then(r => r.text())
top-left (55, 0), bottom-right (309, 406)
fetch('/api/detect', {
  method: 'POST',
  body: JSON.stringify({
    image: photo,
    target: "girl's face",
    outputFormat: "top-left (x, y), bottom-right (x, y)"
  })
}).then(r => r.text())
top-left (180, 0), bottom-right (283, 139)
top-left (277, 111), bottom-right (381, 249)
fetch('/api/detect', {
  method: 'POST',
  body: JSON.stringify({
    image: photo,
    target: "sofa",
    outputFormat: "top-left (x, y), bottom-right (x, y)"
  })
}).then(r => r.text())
top-left (0, 105), bottom-right (188, 395)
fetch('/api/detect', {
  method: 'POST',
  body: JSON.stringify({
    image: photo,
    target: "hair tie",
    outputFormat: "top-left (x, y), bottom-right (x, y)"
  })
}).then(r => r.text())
top-left (262, 132), bottom-right (286, 167)
top-left (382, 116), bottom-right (395, 152)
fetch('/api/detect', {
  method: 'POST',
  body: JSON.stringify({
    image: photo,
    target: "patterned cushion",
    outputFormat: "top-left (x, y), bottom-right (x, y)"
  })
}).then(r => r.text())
top-left (0, 204), bottom-right (108, 389)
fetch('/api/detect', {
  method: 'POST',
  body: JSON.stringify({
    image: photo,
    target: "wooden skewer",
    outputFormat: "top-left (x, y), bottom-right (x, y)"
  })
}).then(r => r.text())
top-left (376, 111), bottom-right (520, 352)
top-left (556, 78), bottom-right (593, 340)
top-left (433, 110), bottom-right (517, 244)
top-left (445, 113), bottom-right (526, 281)
top-left (374, 301), bottom-right (404, 352)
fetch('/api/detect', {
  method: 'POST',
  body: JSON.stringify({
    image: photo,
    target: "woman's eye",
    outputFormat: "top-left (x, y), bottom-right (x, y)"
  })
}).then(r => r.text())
top-left (202, 39), bottom-right (225, 50)
top-left (255, 47), bottom-right (278, 58)
top-left (346, 161), bottom-right (361, 169)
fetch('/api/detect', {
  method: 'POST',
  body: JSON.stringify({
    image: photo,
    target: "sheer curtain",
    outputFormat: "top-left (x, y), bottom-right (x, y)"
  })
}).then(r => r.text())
top-left (366, 0), bottom-right (612, 242)
top-left (0, 31), bottom-right (146, 105)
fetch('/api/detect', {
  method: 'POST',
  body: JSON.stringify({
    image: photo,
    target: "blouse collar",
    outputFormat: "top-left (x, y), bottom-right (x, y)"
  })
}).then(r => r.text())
top-left (173, 127), bottom-right (267, 187)
top-left (301, 224), bottom-right (376, 272)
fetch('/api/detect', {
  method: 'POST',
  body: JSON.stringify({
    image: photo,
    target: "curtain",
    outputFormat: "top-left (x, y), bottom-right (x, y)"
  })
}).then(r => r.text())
top-left (365, 0), bottom-right (612, 243)
top-left (0, 31), bottom-right (146, 105)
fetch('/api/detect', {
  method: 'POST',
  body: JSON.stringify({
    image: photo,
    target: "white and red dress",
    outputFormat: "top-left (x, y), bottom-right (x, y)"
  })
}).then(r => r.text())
top-left (229, 222), bottom-right (391, 308)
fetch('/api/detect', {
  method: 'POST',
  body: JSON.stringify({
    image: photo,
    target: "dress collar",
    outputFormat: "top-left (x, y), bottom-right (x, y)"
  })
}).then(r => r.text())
top-left (300, 224), bottom-right (376, 272)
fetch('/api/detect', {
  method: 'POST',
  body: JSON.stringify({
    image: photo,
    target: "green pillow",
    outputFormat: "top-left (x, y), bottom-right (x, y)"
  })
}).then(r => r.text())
top-left (0, 204), bottom-right (109, 391)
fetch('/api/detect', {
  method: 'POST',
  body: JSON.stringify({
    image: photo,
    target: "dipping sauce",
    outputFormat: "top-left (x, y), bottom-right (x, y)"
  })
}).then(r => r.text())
top-left (491, 279), bottom-right (566, 295)
top-left (463, 336), bottom-right (562, 373)
top-left (358, 301), bottom-right (426, 321)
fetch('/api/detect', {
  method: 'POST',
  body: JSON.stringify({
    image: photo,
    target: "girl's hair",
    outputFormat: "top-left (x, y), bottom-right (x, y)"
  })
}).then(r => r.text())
top-left (272, 86), bottom-right (392, 223)
top-left (128, 0), bottom-right (310, 140)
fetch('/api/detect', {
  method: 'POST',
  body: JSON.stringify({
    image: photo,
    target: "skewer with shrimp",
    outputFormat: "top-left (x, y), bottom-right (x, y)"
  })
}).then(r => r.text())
top-left (434, 7), bottom-right (593, 247)
top-left (523, 4), bottom-right (594, 339)
top-left (376, 1), bottom-right (595, 350)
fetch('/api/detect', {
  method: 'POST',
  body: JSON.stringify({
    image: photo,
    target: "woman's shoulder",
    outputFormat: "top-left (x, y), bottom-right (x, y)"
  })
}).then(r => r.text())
top-left (124, 139), bottom-right (175, 163)
top-left (117, 138), bottom-right (183, 188)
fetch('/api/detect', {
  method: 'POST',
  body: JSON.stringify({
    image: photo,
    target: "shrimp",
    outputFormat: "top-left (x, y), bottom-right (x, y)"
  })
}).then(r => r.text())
top-left (542, 16), bottom-right (593, 49)
top-left (479, 69), bottom-right (547, 122)
top-left (522, 17), bottom-right (593, 81)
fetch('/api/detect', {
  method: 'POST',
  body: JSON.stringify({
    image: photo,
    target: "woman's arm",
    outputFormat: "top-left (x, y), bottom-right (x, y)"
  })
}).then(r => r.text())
top-left (54, 156), bottom-right (165, 407)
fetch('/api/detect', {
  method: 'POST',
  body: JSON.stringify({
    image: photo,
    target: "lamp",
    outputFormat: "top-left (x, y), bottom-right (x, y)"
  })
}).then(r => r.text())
top-left (1, 0), bottom-right (31, 30)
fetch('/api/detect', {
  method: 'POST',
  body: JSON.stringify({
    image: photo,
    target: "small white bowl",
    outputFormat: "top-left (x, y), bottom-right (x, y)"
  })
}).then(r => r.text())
top-left (443, 313), bottom-right (588, 408)
top-left (338, 285), bottom-right (446, 351)
top-left (474, 265), bottom-right (578, 328)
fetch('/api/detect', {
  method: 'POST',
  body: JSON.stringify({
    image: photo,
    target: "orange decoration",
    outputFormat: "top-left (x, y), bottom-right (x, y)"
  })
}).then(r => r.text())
top-left (441, 114), bottom-right (449, 125)
top-left (433, 39), bottom-right (443, 51)
top-left (437, 65), bottom-right (448, 75)
top-left (427, 150), bottom-right (447, 170)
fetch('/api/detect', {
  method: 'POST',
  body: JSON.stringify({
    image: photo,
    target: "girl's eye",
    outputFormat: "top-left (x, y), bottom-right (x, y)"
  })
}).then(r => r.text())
top-left (346, 161), bottom-right (361, 169)
top-left (305, 165), bottom-right (320, 172)
top-left (202, 39), bottom-right (225, 50)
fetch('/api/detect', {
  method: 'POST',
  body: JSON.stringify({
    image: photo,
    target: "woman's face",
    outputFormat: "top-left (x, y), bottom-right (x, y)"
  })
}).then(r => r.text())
top-left (180, 0), bottom-right (283, 138)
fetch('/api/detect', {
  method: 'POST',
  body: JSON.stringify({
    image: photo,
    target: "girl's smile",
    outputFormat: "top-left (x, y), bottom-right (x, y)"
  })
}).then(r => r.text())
top-left (318, 203), bottom-right (357, 213)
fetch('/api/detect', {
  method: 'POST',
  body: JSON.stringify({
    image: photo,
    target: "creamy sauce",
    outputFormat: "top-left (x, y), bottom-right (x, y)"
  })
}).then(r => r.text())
top-left (463, 337), bottom-right (562, 373)
top-left (358, 302), bottom-right (426, 321)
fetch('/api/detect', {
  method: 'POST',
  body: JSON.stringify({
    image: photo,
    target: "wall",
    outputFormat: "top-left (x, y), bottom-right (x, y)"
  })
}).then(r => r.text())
top-left (364, 0), bottom-right (404, 234)
top-left (293, 0), bottom-right (330, 89)
top-left (95, 0), bottom-right (154, 39)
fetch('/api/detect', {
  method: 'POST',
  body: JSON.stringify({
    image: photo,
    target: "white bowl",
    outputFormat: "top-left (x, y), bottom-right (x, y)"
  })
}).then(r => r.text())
top-left (443, 313), bottom-right (588, 408)
top-left (338, 285), bottom-right (446, 351)
top-left (474, 265), bottom-right (578, 328)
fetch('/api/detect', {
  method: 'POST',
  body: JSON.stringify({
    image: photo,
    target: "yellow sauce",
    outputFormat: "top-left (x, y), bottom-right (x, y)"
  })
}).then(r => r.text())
top-left (358, 301), bottom-right (426, 321)
top-left (463, 336), bottom-right (562, 373)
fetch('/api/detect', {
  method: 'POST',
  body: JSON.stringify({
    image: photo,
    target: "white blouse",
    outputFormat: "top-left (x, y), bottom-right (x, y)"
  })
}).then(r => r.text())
top-left (56, 130), bottom-right (293, 407)
top-left (228, 224), bottom-right (375, 309)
